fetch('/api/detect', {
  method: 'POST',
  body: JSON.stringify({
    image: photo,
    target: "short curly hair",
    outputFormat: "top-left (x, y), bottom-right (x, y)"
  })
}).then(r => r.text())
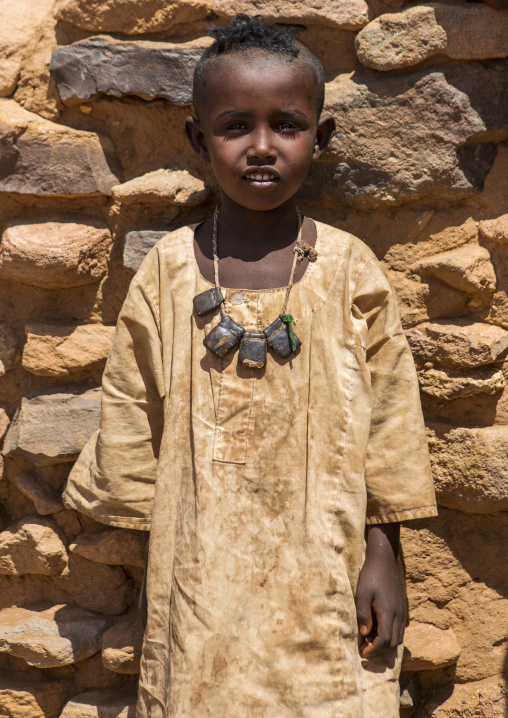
top-left (193, 14), bottom-right (325, 118)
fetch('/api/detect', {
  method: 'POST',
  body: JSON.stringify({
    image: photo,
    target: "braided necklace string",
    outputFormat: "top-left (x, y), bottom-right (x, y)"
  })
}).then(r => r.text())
top-left (211, 206), bottom-right (304, 322)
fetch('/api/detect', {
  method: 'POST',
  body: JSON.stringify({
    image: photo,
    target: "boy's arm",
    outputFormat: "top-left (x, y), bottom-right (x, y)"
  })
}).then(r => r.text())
top-left (355, 522), bottom-right (406, 658)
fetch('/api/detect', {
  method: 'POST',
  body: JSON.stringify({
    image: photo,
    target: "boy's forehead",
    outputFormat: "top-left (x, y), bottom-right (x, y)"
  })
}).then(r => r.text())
top-left (199, 54), bottom-right (316, 115)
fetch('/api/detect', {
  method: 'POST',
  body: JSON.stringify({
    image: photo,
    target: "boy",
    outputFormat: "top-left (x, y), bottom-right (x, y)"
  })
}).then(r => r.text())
top-left (64, 15), bottom-right (437, 718)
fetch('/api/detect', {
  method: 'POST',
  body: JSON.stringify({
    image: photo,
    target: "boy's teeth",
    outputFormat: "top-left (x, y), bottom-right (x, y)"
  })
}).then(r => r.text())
top-left (250, 174), bottom-right (273, 180)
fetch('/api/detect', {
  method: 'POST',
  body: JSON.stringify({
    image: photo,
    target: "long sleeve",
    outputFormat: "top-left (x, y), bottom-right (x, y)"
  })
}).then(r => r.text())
top-left (63, 258), bottom-right (165, 530)
top-left (352, 254), bottom-right (437, 524)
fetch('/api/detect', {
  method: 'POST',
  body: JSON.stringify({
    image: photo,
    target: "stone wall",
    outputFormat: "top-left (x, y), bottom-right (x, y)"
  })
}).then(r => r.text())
top-left (0, 1), bottom-right (507, 716)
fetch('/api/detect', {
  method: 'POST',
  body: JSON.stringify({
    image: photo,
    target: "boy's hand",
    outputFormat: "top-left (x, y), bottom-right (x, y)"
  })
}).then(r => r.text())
top-left (355, 522), bottom-right (406, 659)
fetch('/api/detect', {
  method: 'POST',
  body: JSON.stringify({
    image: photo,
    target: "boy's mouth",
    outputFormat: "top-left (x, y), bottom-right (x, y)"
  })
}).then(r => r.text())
top-left (243, 170), bottom-right (280, 187)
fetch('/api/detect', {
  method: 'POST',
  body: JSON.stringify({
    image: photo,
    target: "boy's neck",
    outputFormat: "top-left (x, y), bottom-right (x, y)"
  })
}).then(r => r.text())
top-left (217, 195), bottom-right (301, 260)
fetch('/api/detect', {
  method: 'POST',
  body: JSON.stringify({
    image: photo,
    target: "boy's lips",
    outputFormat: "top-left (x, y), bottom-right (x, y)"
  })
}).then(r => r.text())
top-left (242, 169), bottom-right (280, 188)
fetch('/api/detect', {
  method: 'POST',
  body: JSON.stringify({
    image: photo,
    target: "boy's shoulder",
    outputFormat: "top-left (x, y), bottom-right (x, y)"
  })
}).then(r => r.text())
top-left (134, 224), bottom-right (195, 278)
top-left (313, 219), bottom-right (379, 270)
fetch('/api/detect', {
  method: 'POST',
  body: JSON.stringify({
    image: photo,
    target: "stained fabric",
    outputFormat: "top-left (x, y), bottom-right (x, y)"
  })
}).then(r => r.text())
top-left (64, 220), bottom-right (437, 718)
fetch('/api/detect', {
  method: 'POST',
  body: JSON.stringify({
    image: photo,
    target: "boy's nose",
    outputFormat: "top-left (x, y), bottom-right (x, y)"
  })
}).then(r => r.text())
top-left (247, 128), bottom-right (276, 162)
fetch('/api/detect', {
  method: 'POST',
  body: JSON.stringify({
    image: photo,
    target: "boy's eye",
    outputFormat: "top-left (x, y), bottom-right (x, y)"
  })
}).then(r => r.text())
top-left (225, 122), bottom-right (248, 132)
top-left (275, 121), bottom-right (300, 133)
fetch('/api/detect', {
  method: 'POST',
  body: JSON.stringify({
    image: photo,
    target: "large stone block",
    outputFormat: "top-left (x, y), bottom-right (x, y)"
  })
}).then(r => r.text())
top-left (23, 323), bottom-right (115, 376)
top-left (123, 230), bottom-right (167, 272)
top-left (50, 36), bottom-right (211, 106)
top-left (0, 676), bottom-right (67, 718)
top-left (101, 611), bottom-right (143, 674)
top-left (213, 0), bottom-right (369, 29)
top-left (417, 366), bottom-right (504, 401)
top-left (59, 553), bottom-right (134, 615)
top-left (0, 0), bottom-right (55, 97)
top-left (70, 528), bottom-right (145, 567)
top-left (0, 99), bottom-right (121, 195)
top-left (112, 169), bottom-right (208, 206)
top-left (0, 516), bottom-right (68, 576)
top-left (410, 245), bottom-right (496, 295)
top-left (402, 622), bottom-right (460, 671)
top-left (56, 0), bottom-right (211, 35)
top-left (60, 687), bottom-right (138, 718)
top-left (11, 472), bottom-right (64, 515)
top-left (356, 4), bottom-right (508, 71)
top-left (0, 603), bottom-right (111, 667)
top-left (0, 221), bottom-right (112, 288)
top-left (324, 63), bottom-right (507, 207)
top-left (406, 320), bottom-right (508, 368)
top-left (428, 424), bottom-right (508, 513)
top-left (3, 387), bottom-right (101, 466)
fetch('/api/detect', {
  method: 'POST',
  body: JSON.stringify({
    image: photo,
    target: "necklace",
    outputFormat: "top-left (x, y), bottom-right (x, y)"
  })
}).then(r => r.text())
top-left (193, 207), bottom-right (317, 368)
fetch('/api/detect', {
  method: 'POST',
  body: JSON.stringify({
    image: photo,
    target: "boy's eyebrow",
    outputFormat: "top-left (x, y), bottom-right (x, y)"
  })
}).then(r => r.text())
top-left (214, 109), bottom-right (309, 123)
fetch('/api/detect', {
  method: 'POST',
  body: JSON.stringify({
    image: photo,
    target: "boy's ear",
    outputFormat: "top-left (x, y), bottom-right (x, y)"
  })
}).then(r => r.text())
top-left (185, 116), bottom-right (210, 161)
top-left (312, 113), bottom-right (336, 160)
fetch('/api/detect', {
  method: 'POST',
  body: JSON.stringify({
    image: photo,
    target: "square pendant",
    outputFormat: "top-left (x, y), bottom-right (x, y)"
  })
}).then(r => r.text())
top-left (193, 287), bottom-right (224, 316)
top-left (238, 332), bottom-right (267, 369)
top-left (264, 318), bottom-right (301, 358)
top-left (203, 315), bottom-right (244, 357)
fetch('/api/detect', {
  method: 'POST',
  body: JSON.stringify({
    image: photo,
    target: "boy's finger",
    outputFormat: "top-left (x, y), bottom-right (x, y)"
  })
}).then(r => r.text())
top-left (398, 621), bottom-right (405, 647)
top-left (355, 595), bottom-right (374, 637)
top-left (390, 615), bottom-right (401, 648)
top-left (370, 609), bottom-right (393, 653)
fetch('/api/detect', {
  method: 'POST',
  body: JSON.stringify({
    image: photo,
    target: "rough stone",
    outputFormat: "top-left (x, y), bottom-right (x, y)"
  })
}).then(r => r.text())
top-left (56, 0), bottom-right (211, 35)
top-left (428, 424), bottom-right (508, 513)
top-left (213, 0), bottom-right (369, 29)
top-left (2, 387), bottom-right (101, 466)
top-left (59, 553), bottom-right (134, 615)
top-left (0, 406), bottom-right (9, 440)
top-left (22, 323), bottom-right (115, 376)
top-left (60, 687), bottom-right (138, 718)
top-left (406, 320), bottom-right (508, 368)
top-left (112, 169), bottom-right (208, 206)
top-left (403, 509), bottom-right (508, 683)
top-left (0, 323), bottom-right (20, 376)
top-left (70, 528), bottom-right (145, 567)
top-left (356, 4), bottom-right (508, 72)
top-left (10, 473), bottom-right (64, 515)
top-left (388, 271), bottom-right (469, 329)
top-left (411, 245), bottom-right (496, 294)
top-left (123, 230), bottom-right (167, 272)
top-left (0, 221), bottom-right (112, 288)
top-left (0, 99), bottom-right (121, 195)
top-left (402, 622), bottom-right (460, 671)
top-left (101, 611), bottom-right (143, 674)
top-left (421, 676), bottom-right (506, 718)
top-left (324, 63), bottom-right (507, 207)
top-left (0, 676), bottom-right (67, 718)
top-left (0, 603), bottom-right (111, 667)
top-left (51, 36), bottom-right (211, 106)
top-left (0, 516), bottom-right (67, 576)
top-left (0, 0), bottom-right (55, 97)
top-left (479, 213), bottom-right (508, 245)
top-left (418, 366), bottom-right (504, 400)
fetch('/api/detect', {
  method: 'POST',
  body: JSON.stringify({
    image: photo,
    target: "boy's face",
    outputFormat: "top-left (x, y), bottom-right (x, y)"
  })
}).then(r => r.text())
top-left (186, 57), bottom-right (335, 212)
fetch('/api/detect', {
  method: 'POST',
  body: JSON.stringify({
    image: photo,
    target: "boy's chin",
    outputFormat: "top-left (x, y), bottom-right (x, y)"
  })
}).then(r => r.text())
top-left (222, 190), bottom-right (297, 213)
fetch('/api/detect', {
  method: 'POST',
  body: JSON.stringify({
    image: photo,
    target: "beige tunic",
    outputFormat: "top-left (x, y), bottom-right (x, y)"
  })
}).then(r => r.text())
top-left (64, 220), bottom-right (437, 718)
